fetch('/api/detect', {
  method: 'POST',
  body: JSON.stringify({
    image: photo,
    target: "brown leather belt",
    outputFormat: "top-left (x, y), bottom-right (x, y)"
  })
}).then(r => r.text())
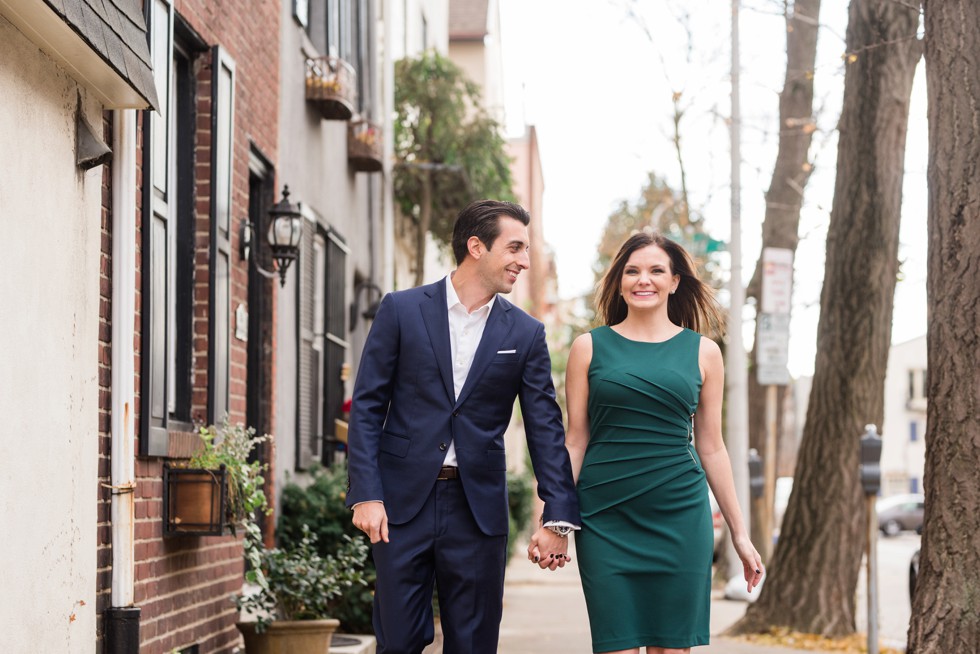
top-left (437, 465), bottom-right (459, 480)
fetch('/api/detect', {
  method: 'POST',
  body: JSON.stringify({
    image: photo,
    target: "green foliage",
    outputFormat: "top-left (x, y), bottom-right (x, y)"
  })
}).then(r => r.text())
top-left (236, 523), bottom-right (369, 633)
top-left (279, 464), bottom-right (364, 557)
top-left (278, 464), bottom-right (376, 632)
top-left (393, 50), bottom-right (515, 247)
top-left (187, 419), bottom-right (270, 529)
top-left (507, 469), bottom-right (536, 546)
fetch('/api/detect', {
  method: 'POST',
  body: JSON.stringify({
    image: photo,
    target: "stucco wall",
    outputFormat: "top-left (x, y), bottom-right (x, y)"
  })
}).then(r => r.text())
top-left (275, 5), bottom-right (384, 498)
top-left (0, 16), bottom-right (101, 651)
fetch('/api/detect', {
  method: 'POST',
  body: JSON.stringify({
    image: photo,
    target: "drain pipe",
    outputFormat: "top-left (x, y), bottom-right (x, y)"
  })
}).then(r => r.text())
top-left (104, 109), bottom-right (140, 653)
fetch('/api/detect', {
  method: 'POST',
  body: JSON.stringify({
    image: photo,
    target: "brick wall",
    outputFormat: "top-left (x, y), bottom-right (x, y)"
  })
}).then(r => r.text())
top-left (94, 0), bottom-right (281, 651)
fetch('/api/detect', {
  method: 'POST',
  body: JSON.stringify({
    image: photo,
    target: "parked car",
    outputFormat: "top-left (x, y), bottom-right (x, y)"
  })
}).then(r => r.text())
top-left (876, 493), bottom-right (925, 536)
top-left (909, 548), bottom-right (920, 600)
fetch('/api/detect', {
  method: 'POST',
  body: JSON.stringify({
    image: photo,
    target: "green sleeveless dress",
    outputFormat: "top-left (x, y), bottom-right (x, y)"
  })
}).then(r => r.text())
top-left (576, 326), bottom-right (713, 652)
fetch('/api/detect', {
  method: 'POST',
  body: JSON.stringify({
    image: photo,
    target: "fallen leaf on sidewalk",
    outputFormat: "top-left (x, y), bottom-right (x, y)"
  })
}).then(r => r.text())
top-left (729, 626), bottom-right (903, 653)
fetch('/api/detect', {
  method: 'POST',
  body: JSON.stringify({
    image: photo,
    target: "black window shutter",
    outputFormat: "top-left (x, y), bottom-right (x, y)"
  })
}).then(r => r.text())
top-left (321, 234), bottom-right (347, 465)
top-left (296, 220), bottom-right (320, 469)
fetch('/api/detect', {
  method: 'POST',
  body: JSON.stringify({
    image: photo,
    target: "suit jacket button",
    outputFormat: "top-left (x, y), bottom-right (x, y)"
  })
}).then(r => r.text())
top-left (439, 443), bottom-right (448, 451)
top-left (452, 409), bottom-right (460, 417)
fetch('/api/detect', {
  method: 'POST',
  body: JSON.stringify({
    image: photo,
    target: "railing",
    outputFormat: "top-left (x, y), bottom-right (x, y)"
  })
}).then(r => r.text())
top-left (305, 56), bottom-right (357, 120)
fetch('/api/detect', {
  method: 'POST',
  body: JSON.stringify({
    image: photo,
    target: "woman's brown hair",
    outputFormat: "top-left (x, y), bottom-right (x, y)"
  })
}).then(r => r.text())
top-left (595, 232), bottom-right (725, 336)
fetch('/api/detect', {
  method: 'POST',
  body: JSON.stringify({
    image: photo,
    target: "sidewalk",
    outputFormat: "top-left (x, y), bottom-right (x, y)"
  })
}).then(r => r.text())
top-left (496, 547), bottom-right (832, 654)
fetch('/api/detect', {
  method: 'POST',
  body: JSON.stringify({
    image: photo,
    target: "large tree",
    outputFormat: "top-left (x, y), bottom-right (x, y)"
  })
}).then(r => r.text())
top-left (393, 51), bottom-right (514, 286)
top-left (730, 0), bottom-right (922, 636)
top-left (744, 0), bottom-right (822, 555)
top-left (907, 2), bottom-right (980, 651)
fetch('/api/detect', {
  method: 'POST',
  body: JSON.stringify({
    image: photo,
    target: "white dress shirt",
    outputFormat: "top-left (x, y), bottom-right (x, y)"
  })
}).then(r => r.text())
top-left (443, 274), bottom-right (495, 466)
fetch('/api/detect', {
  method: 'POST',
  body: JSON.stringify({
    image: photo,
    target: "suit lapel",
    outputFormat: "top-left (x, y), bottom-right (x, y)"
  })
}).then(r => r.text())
top-left (455, 298), bottom-right (513, 408)
top-left (420, 280), bottom-right (455, 403)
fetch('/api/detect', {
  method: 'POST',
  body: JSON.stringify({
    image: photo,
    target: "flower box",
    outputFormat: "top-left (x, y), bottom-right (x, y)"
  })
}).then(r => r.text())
top-left (163, 464), bottom-right (228, 536)
top-left (305, 56), bottom-right (357, 121)
top-left (347, 119), bottom-right (383, 172)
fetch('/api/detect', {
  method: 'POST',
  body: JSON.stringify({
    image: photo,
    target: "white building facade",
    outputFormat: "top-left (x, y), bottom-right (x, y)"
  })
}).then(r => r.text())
top-left (881, 335), bottom-right (927, 497)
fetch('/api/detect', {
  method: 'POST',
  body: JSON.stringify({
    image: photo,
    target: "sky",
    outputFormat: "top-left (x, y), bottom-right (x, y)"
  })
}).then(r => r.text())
top-left (498, 0), bottom-right (928, 378)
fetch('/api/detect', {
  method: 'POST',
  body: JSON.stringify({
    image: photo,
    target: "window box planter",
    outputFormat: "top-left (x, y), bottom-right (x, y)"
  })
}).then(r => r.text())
top-left (305, 56), bottom-right (357, 121)
top-left (347, 119), bottom-right (383, 172)
top-left (163, 464), bottom-right (228, 536)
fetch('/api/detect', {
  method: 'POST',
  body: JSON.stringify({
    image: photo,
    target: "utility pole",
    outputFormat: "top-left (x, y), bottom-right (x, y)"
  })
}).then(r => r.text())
top-left (726, 0), bottom-right (751, 584)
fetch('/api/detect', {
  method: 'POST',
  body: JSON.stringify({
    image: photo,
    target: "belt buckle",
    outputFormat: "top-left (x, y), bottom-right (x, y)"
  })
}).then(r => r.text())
top-left (438, 466), bottom-right (458, 480)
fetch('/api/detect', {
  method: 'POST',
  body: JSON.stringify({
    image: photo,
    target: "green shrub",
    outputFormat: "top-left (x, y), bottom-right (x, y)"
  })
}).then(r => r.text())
top-left (278, 463), bottom-right (539, 629)
top-left (237, 524), bottom-right (368, 633)
top-left (278, 464), bottom-right (376, 633)
top-left (507, 468), bottom-right (535, 555)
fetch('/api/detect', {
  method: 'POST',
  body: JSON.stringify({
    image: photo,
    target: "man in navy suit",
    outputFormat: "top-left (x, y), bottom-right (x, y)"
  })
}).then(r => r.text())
top-left (346, 200), bottom-right (580, 653)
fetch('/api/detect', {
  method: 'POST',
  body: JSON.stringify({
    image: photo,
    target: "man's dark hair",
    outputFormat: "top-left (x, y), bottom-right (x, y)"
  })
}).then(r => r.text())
top-left (451, 200), bottom-right (530, 265)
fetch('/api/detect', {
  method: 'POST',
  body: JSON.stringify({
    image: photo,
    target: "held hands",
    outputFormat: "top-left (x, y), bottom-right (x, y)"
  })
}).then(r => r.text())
top-left (733, 534), bottom-right (765, 593)
top-left (526, 527), bottom-right (570, 571)
top-left (352, 501), bottom-right (389, 544)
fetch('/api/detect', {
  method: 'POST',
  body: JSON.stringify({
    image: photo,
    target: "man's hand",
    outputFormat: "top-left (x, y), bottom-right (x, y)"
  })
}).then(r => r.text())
top-left (527, 527), bottom-right (570, 571)
top-left (352, 501), bottom-right (389, 544)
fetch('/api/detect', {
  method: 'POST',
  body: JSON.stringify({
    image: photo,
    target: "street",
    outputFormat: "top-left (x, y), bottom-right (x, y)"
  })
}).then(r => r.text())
top-left (856, 532), bottom-right (920, 649)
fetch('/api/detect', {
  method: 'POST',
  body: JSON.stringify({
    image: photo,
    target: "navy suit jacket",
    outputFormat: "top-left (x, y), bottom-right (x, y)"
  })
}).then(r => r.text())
top-left (346, 278), bottom-right (580, 536)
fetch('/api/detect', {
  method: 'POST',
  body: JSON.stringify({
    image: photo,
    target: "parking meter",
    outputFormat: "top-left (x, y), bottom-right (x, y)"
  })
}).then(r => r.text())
top-left (859, 424), bottom-right (882, 495)
top-left (859, 423), bottom-right (883, 654)
top-left (748, 448), bottom-right (764, 499)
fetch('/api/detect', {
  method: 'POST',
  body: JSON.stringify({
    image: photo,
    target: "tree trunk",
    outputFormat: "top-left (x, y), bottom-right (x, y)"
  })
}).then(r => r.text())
top-left (414, 170), bottom-right (432, 287)
top-left (907, 2), bottom-right (980, 651)
top-left (730, 0), bottom-right (922, 636)
top-left (746, 0), bottom-right (822, 555)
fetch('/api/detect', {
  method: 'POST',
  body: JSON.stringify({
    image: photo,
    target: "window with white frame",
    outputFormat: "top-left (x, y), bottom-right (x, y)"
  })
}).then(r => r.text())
top-left (141, 2), bottom-right (234, 456)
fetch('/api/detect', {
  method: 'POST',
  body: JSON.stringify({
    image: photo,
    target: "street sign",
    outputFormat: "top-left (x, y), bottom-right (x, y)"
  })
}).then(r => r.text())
top-left (757, 312), bottom-right (790, 385)
top-left (761, 247), bottom-right (794, 315)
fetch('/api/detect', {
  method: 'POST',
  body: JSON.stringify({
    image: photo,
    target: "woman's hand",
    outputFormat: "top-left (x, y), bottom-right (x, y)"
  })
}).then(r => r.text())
top-left (733, 534), bottom-right (765, 593)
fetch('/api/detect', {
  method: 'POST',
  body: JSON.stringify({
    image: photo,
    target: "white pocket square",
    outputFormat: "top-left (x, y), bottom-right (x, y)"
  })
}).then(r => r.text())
top-left (497, 349), bottom-right (517, 354)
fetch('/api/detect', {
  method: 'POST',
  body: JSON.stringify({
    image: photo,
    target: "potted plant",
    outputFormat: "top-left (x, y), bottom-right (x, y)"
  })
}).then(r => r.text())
top-left (235, 524), bottom-right (369, 654)
top-left (163, 420), bottom-right (270, 536)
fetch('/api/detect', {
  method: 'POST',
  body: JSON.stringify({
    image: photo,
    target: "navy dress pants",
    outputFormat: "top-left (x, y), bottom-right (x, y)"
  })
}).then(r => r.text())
top-left (371, 477), bottom-right (508, 654)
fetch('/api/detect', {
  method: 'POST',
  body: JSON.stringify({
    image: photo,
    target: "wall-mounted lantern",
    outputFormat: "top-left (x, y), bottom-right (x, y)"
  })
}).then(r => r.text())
top-left (240, 185), bottom-right (303, 287)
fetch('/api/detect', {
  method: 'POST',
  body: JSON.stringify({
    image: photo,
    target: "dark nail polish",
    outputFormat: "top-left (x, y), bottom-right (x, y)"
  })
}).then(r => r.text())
top-left (533, 556), bottom-right (539, 563)
top-left (755, 569), bottom-right (762, 574)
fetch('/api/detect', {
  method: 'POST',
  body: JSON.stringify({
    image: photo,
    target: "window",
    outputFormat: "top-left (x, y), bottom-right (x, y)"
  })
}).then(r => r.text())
top-left (910, 478), bottom-right (919, 494)
top-left (141, 1), bottom-right (192, 454)
top-left (909, 420), bottom-right (918, 443)
top-left (141, 4), bottom-right (226, 456)
top-left (322, 232), bottom-right (349, 465)
top-left (908, 370), bottom-right (916, 402)
top-left (296, 219), bottom-right (349, 469)
top-left (355, 0), bottom-right (373, 113)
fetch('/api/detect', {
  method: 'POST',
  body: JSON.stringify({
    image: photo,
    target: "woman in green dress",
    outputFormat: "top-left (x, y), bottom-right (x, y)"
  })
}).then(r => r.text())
top-left (564, 232), bottom-right (764, 653)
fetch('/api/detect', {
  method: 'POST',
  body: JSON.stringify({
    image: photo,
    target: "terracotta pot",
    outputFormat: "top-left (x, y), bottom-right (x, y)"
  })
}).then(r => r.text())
top-left (237, 619), bottom-right (341, 654)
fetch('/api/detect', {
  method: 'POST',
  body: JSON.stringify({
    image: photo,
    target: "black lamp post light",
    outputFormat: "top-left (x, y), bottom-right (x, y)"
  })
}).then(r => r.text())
top-left (240, 185), bottom-right (303, 287)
